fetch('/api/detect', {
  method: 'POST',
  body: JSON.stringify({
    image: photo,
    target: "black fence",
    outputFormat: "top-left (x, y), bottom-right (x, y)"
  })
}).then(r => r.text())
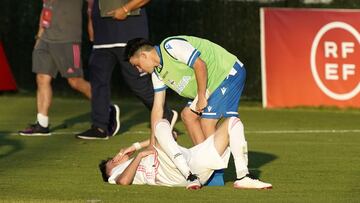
top-left (0, 0), bottom-right (359, 99)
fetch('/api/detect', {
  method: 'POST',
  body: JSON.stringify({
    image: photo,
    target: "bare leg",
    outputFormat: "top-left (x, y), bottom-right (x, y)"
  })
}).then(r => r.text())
top-left (212, 119), bottom-right (230, 155)
top-left (200, 118), bottom-right (219, 138)
top-left (181, 107), bottom-right (206, 144)
top-left (36, 74), bottom-right (53, 116)
top-left (67, 77), bottom-right (91, 99)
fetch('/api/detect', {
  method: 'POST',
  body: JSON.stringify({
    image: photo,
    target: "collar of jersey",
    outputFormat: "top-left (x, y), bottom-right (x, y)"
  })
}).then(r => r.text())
top-left (155, 45), bottom-right (163, 67)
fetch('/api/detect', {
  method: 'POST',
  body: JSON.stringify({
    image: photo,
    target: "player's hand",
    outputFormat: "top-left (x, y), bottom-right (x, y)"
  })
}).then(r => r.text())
top-left (113, 148), bottom-right (134, 162)
top-left (34, 39), bottom-right (40, 48)
top-left (107, 7), bottom-right (127, 20)
top-left (139, 147), bottom-right (155, 158)
top-left (196, 95), bottom-right (208, 112)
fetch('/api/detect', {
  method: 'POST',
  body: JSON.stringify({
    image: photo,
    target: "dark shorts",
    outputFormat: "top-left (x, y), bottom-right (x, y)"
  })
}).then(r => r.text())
top-left (32, 39), bottom-right (83, 78)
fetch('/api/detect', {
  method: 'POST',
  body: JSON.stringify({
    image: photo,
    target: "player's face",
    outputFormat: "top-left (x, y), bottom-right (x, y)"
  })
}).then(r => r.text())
top-left (106, 154), bottom-right (130, 175)
top-left (129, 52), bottom-right (155, 73)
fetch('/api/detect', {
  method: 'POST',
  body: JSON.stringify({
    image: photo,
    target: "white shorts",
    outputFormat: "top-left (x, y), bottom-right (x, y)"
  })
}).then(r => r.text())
top-left (185, 135), bottom-right (231, 184)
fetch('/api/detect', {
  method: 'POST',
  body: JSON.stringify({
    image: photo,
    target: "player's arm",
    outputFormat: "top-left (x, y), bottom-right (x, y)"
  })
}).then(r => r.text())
top-left (86, 0), bottom-right (94, 42)
top-left (151, 90), bottom-right (166, 146)
top-left (122, 0), bottom-right (150, 12)
top-left (35, 5), bottom-right (45, 44)
top-left (115, 148), bottom-right (155, 185)
top-left (193, 58), bottom-right (208, 111)
top-left (108, 0), bottom-right (150, 20)
top-left (150, 72), bottom-right (167, 146)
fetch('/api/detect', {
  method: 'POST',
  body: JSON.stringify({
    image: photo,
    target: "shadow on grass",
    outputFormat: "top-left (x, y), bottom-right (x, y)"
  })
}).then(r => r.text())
top-left (0, 131), bottom-right (24, 159)
top-left (118, 106), bottom-right (149, 134)
top-left (49, 106), bottom-right (150, 134)
top-left (51, 112), bottom-right (91, 132)
top-left (224, 151), bottom-right (277, 182)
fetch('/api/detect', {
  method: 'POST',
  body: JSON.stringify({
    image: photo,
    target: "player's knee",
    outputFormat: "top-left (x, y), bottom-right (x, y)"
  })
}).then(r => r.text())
top-left (36, 74), bottom-right (51, 86)
top-left (228, 117), bottom-right (243, 132)
top-left (181, 108), bottom-right (198, 123)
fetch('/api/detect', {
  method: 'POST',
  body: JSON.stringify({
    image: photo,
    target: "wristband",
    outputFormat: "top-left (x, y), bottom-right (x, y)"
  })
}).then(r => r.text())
top-left (133, 142), bottom-right (142, 150)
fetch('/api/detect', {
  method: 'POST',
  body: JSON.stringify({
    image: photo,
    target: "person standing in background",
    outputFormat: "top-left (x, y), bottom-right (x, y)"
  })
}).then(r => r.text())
top-left (76, 0), bottom-right (177, 140)
top-left (19, 0), bottom-right (95, 136)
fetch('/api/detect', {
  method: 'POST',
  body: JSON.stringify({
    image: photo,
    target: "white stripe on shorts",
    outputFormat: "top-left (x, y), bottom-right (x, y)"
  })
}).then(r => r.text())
top-left (202, 112), bottom-right (217, 115)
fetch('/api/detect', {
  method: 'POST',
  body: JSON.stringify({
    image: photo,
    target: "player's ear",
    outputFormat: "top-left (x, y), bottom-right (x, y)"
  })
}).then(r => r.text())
top-left (139, 51), bottom-right (148, 59)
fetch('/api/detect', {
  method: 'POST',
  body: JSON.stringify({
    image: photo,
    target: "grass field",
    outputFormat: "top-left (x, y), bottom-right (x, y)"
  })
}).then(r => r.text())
top-left (0, 95), bottom-right (359, 203)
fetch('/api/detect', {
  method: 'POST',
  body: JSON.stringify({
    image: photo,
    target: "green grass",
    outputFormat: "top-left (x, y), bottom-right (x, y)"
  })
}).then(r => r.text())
top-left (0, 95), bottom-right (359, 203)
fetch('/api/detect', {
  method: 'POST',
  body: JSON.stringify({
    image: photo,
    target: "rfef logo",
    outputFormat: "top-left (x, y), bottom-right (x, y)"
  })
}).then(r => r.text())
top-left (311, 21), bottom-right (360, 100)
top-left (261, 8), bottom-right (360, 108)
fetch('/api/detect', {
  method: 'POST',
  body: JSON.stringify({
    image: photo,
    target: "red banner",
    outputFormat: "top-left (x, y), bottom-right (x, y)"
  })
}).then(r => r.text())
top-left (0, 41), bottom-right (17, 91)
top-left (261, 8), bottom-right (360, 108)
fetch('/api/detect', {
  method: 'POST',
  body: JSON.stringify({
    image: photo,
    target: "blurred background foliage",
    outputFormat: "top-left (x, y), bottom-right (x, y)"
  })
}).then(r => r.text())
top-left (0, 0), bottom-right (359, 100)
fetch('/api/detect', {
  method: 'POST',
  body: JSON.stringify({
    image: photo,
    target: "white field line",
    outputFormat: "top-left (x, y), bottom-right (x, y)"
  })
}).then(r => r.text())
top-left (7, 129), bottom-right (360, 136)
top-left (247, 129), bottom-right (360, 134)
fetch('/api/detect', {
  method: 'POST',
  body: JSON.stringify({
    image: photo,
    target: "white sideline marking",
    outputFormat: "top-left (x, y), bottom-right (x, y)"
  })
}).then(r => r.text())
top-left (247, 129), bottom-right (360, 134)
top-left (8, 129), bottom-right (360, 136)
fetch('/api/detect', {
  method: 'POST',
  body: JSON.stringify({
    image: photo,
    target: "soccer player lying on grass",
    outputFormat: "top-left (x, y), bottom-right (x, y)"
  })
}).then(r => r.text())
top-left (99, 117), bottom-right (272, 190)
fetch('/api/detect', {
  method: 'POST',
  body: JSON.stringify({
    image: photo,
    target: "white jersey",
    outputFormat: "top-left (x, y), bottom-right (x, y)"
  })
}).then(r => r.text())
top-left (152, 39), bottom-right (200, 93)
top-left (133, 135), bottom-right (231, 186)
top-left (108, 135), bottom-right (231, 187)
top-left (133, 146), bottom-right (189, 187)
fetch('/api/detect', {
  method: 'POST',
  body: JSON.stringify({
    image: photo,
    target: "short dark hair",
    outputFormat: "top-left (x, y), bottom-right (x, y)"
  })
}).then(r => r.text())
top-left (99, 158), bottom-right (112, 182)
top-left (124, 38), bottom-right (154, 61)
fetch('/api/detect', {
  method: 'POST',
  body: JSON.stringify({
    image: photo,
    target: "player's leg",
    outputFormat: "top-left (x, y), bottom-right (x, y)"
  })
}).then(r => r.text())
top-left (226, 117), bottom-right (249, 178)
top-left (181, 106), bottom-right (206, 144)
top-left (36, 73), bottom-right (53, 120)
top-left (67, 77), bottom-right (91, 99)
top-left (154, 119), bottom-right (193, 177)
top-left (197, 89), bottom-right (225, 186)
top-left (213, 117), bottom-right (272, 189)
top-left (227, 117), bottom-right (272, 189)
top-left (154, 119), bottom-right (201, 189)
top-left (19, 40), bottom-right (55, 136)
top-left (51, 42), bottom-right (91, 99)
top-left (200, 118), bottom-right (219, 138)
top-left (76, 48), bottom-right (117, 140)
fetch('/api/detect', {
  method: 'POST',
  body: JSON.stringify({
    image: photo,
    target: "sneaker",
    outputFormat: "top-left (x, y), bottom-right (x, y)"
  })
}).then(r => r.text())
top-left (75, 126), bottom-right (109, 140)
top-left (108, 104), bottom-right (120, 136)
top-left (19, 122), bottom-right (51, 136)
top-left (233, 176), bottom-right (272, 190)
top-left (186, 173), bottom-right (201, 190)
top-left (170, 110), bottom-right (178, 130)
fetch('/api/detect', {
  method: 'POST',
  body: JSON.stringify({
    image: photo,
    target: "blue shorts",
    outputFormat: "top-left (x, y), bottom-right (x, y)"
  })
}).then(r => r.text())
top-left (188, 61), bottom-right (246, 119)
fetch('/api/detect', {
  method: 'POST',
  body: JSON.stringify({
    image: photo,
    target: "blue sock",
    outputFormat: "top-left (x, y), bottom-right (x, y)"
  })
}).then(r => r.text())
top-left (204, 169), bottom-right (224, 186)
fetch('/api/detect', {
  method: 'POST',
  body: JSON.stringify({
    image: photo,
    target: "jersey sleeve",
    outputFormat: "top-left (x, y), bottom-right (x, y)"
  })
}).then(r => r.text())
top-left (152, 72), bottom-right (167, 92)
top-left (164, 38), bottom-right (201, 68)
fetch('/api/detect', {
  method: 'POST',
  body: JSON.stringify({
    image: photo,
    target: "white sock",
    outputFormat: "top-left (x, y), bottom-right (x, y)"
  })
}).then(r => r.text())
top-left (37, 113), bottom-right (49, 128)
top-left (228, 117), bottom-right (249, 179)
top-left (155, 119), bottom-right (191, 178)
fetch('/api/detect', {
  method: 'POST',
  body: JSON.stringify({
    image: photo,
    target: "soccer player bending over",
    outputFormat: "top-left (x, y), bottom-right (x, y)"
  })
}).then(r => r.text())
top-left (99, 117), bottom-right (272, 190)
